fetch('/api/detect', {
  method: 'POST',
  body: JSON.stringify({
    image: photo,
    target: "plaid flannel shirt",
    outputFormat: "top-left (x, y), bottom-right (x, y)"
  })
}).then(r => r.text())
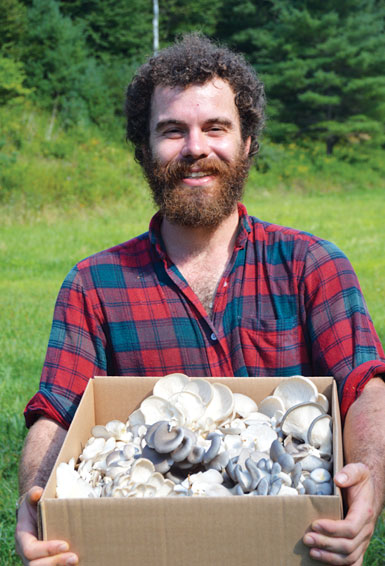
top-left (25, 204), bottom-right (385, 428)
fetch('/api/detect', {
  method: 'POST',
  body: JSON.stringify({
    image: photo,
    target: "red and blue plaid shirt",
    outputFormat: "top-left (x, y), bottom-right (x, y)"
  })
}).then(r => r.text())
top-left (25, 204), bottom-right (385, 428)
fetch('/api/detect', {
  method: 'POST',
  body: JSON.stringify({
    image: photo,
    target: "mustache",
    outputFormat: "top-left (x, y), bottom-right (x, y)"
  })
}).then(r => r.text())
top-left (153, 158), bottom-right (231, 184)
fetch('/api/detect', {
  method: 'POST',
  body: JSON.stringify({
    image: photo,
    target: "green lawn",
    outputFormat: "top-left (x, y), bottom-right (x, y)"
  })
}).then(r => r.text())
top-left (1, 141), bottom-right (384, 564)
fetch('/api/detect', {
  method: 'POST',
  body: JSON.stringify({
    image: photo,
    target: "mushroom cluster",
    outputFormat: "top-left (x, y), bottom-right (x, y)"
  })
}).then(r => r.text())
top-left (56, 374), bottom-right (334, 498)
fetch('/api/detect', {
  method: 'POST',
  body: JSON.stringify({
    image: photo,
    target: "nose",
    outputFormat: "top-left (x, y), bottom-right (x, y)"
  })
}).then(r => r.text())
top-left (181, 128), bottom-right (210, 160)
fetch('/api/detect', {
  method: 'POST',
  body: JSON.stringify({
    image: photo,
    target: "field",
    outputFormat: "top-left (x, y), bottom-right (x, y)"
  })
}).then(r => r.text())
top-left (1, 104), bottom-right (385, 564)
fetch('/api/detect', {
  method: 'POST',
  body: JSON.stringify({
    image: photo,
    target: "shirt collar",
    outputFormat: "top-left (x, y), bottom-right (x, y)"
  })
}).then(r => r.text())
top-left (149, 202), bottom-right (251, 260)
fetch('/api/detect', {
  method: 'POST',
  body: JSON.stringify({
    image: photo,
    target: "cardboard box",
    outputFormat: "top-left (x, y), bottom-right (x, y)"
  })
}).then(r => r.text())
top-left (39, 376), bottom-right (343, 566)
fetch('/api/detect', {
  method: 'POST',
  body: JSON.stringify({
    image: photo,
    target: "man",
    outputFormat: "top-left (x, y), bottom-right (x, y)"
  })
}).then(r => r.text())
top-left (16, 34), bottom-right (385, 566)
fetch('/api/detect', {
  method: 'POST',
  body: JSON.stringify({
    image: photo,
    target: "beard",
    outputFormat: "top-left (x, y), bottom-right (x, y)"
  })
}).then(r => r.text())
top-left (142, 147), bottom-right (250, 228)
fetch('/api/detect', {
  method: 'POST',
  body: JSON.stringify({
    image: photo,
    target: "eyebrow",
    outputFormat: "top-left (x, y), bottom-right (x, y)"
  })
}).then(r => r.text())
top-left (154, 117), bottom-right (234, 133)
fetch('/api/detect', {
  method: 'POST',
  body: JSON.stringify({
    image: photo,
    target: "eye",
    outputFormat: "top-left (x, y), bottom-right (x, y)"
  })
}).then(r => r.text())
top-left (163, 128), bottom-right (183, 138)
top-left (206, 124), bottom-right (226, 135)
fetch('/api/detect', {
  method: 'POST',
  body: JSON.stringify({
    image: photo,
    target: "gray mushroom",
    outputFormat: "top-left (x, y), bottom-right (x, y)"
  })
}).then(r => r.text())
top-left (207, 451), bottom-right (230, 472)
top-left (141, 445), bottom-right (174, 474)
top-left (187, 445), bottom-right (205, 465)
top-left (153, 422), bottom-right (185, 454)
top-left (270, 438), bottom-right (285, 462)
top-left (277, 452), bottom-right (295, 473)
top-left (203, 433), bottom-right (222, 464)
top-left (171, 429), bottom-right (196, 462)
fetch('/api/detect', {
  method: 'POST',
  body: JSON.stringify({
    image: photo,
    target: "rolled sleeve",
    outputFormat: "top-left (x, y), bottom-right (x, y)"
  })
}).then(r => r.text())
top-left (340, 360), bottom-right (385, 421)
top-left (24, 266), bottom-right (107, 428)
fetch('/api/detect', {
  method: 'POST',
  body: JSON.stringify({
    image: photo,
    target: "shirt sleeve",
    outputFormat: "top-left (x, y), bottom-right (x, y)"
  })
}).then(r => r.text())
top-left (24, 266), bottom-right (108, 429)
top-left (301, 238), bottom-right (385, 422)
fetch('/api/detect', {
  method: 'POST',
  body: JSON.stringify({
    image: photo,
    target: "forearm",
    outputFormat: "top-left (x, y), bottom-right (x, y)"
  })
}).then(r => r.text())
top-left (343, 377), bottom-right (385, 516)
top-left (18, 417), bottom-right (67, 494)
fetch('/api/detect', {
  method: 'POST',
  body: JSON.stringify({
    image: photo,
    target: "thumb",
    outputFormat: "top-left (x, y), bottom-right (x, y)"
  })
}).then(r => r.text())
top-left (27, 486), bottom-right (44, 506)
top-left (334, 462), bottom-right (370, 488)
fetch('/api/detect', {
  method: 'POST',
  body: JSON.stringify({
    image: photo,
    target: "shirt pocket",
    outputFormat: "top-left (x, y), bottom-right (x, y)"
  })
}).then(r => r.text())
top-left (239, 316), bottom-right (308, 375)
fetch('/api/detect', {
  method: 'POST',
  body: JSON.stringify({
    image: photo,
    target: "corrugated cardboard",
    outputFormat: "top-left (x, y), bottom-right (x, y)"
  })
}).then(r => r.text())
top-left (39, 376), bottom-right (343, 566)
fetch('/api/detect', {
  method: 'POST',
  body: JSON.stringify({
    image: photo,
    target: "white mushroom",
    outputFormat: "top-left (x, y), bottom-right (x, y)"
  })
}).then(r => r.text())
top-left (273, 376), bottom-right (318, 411)
top-left (203, 383), bottom-right (234, 424)
top-left (307, 414), bottom-right (333, 456)
top-left (183, 378), bottom-right (213, 406)
top-left (140, 395), bottom-right (184, 426)
top-left (232, 393), bottom-right (258, 418)
top-left (281, 402), bottom-right (325, 443)
top-left (258, 395), bottom-right (285, 419)
top-left (153, 373), bottom-right (190, 400)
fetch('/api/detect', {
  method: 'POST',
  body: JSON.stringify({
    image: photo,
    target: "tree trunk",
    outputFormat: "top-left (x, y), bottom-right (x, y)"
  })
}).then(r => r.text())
top-left (46, 96), bottom-right (59, 141)
top-left (326, 135), bottom-right (337, 155)
top-left (153, 0), bottom-right (159, 55)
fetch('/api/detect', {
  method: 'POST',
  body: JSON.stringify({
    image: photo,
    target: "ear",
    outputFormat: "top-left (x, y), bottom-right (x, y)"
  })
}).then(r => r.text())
top-left (243, 136), bottom-right (251, 157)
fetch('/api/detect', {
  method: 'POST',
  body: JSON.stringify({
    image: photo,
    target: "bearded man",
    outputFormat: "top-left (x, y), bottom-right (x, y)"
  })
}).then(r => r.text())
top-left (16, 34), bottom-right (385, 566)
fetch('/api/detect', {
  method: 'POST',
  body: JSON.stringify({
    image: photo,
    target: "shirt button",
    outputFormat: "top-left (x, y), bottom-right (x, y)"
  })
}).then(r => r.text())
top-left (210, 332), bottom-right (217, 341)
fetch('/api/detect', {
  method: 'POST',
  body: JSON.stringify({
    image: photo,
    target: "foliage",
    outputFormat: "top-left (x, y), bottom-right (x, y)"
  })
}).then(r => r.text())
top-left (160, 0), bottom-right (223, 44)
top-left (60, 0), bottom-right (153, 61)
top-left (0, 56), bottom-right (31, 104)
top-left (2, 0), bottom-right (384, 152)
top-left (0, 0), bottom-right (27, 58)
top-left (216, 0), bottom-right (385, 153)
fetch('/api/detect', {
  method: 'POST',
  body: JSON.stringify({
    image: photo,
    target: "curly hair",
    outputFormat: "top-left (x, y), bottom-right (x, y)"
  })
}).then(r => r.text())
top-left (125, 34), bottom-right (265, 165)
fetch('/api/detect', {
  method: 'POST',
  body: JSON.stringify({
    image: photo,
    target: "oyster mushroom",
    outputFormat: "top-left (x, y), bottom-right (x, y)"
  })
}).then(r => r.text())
top-left (307, 414), bottom-right (333, 457)
top-left (183, 378), bottom-right (213, 406)
top-left (233, 393), bottom-right (258, 418)
top-left (171, 429), bottom-right (196, 462)
top-left (169, 390), bottom-right (205, 425)
top-left (258, 395), bottom-right (285, 419)
top-left (153, 373), bottom-right (190, 400)
top-left (203, 432), bottom-right (222, 463)
top-left (281, 402), bottom-right (325, 443)
top-left (274, 376), bottom-right (318, 411)
top-left (204, 383), bottom-right (234, 424)
top-left (141, 445), bottom-right (174, 474)
top-left (152, 422), bottom-right (185, 453)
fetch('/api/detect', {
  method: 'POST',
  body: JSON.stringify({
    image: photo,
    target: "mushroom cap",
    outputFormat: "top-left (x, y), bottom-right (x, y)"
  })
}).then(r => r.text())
top-left (168, 390), bottom-right (205, 425)
top-left (258, 395), bottom-right (285, 419)
top-left (183, 378), bottom-right (213, 406)
top-left (241, 423), bottom-right (278, 453)
top-left (307, 414), bottom-right (333, 456)
top-left (233, 393), bottom-right (258, 418)
top-left (153, 373), bottom-right (190, 400)
top-left (152, 421), bottom-right (185, 454)
top-left (281, 402), bottom-right (325, 443)
top-left (273, 376), bottom-right (318, 411)
top-left (204, 383), bottom-right (234, 424)
top-left (140, 395), bottom-right (184, 426)
top-left (316, 393), bottom-right (329, 413)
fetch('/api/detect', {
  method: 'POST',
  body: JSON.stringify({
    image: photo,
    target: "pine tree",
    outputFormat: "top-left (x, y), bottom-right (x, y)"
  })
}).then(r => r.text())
top-left (216, 0), bottom-right (385, 153)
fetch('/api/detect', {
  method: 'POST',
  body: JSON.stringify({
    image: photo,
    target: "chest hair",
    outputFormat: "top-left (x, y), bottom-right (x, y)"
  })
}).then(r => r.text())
top-left (179, 258), bottom-right (228, 316)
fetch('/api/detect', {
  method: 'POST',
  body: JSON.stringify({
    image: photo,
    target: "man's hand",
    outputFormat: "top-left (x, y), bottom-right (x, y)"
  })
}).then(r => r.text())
top-left (15, 486), bottom-right (78, 566)
top-left (303, 463), bottom-right (377, 565)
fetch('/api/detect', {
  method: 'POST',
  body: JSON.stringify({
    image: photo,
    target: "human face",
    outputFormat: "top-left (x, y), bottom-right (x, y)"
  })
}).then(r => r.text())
top-left (143, 79), bottom-right (251, 227)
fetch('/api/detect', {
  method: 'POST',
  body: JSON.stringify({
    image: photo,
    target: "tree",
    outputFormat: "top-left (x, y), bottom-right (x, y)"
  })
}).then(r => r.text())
top-left (160, 0), bottom-right (223, 45)
top-left (0, 0), bottom-right (29, 104)
top-left (216, 0), bottom-right (385, 153)
top-left (59, 0), bottom-right (153, 62)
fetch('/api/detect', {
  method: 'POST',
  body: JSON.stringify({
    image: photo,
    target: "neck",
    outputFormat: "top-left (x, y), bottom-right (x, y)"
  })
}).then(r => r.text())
top-left (160, 207), bottom-right (240, 263)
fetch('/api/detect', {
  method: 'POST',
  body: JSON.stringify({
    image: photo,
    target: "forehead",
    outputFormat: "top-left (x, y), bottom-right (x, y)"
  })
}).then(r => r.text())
top-left (149, 78), bottom-right (240, 127)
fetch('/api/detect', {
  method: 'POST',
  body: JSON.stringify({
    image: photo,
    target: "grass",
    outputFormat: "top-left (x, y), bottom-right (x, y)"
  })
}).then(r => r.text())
top-left (1, 101), bottom-right (385, 564)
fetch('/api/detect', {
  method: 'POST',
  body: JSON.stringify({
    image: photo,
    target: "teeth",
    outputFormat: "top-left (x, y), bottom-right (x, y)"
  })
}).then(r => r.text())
top-left (187, 172), bottom-right (206, 178)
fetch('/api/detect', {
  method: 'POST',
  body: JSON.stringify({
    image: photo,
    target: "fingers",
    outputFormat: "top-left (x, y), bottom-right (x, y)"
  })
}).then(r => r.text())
top-left (28, 486), bottom-right (44, 504)
top-left (15, 486), bottom-right (78, 566)
top-left (24, 539), bottom-right (78, 566)
top-left (302, 463), bottom-right (376, 565)
top-left (333, 463), bottom-right (371, 490)
top-left (303, 524), bottom-right (372, 561)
